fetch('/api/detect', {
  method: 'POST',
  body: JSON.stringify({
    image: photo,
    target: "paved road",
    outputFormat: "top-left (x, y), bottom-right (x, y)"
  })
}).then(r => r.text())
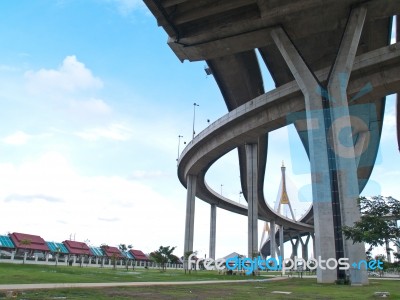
top-left (2, 275), bottom-right (398, 291)
top-left (0, 277), bottom-right (288, 291)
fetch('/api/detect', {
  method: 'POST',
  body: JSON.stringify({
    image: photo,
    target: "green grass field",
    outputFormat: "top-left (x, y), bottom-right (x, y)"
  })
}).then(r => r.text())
top-left (0, 263), bottom-right (265, 284)
top-left (0, 263), bottom-right (399, 299)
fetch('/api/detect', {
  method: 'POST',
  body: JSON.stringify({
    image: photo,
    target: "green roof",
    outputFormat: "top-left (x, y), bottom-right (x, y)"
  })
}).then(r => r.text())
top-left (46, 242), bottom-right (69, 254)
top-left (0, 235), bottom-right (15, 249)
top-left (90, 247), bottom-right (104, 256)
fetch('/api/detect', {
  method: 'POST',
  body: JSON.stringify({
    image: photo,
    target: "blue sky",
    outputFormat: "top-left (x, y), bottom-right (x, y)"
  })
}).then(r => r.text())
top-left (0, 1), bottom-right (398, 258)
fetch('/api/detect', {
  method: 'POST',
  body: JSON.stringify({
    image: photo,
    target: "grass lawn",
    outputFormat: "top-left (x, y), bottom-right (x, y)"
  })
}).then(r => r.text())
top-left (0, 263), bottom-right (266, 284)
top-left (0, 264), bottom-right (399, 299)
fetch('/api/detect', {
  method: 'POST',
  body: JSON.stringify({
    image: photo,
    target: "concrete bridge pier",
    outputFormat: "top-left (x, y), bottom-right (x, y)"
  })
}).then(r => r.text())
top-left (271, 5), bottom-right (369, 284)
top-left (289, 235), bottom-right (300, 260)
top-left (271, 25), bottom-right (337, 283)
top-left (300, 234), bottom-right (311, 262)
top-left (209, 203), bottom-right (216, 260)
top-left (184, 174), bottom-right (197, 270)
top-left (327, 6), bottom-right (369, 285)
top-left (279, 225), bottom-right (284, 260)
top-left (398, 15), bottom-right (400, 153)
top-left (269, 220), bottom-right (276, 259)
top-left (246, 143), bottom-right (258, 258)
top-left (312, 234), bottom-right (316, 259)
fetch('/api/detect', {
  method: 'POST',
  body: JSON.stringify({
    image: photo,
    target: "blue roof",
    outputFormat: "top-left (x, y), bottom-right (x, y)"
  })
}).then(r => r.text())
top-left (123, 251), bottom-right (134, 259)
top-left (0, 236), bottom-right (15, 249)
top-left (46, 242), bottom-right (69, 254)
top-left (90, 246), bottom-right (104, 256)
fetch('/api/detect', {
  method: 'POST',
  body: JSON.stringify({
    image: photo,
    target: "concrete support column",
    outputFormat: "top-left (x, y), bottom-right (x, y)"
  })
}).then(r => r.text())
top-left (327, 6), bottom-right (368, 285)
top-left (270, 221), bottom-right (276, 259)
top-left (271, 5), bottom-right (368, 284)
top-left (289, 236), bottom-right (300, 260)
top-left (279, 225), bottom-right (284, 260)
top-left (45, 253), bottom-right (49, 263)
top-left (312, 234), bottom-right (316, 258)
top-left (209, 203), bottom-right (217, 259)
top-left (300, 234), bottom-right (311, 262)
top-left (245, 143), bottom-right (258, 258)
top-left (397, 15), bottom-right (400, 152)
top-left (397, 93), bottom-right (400, 152)
top-left (271, 26), bottom-right (336, 283)
top-left (184, 174), bottom-right (197, 269)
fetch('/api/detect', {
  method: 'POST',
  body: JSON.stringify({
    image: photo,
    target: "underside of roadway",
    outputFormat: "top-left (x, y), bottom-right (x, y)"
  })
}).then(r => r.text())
top-left (144, 0), bottom-right (400, 257)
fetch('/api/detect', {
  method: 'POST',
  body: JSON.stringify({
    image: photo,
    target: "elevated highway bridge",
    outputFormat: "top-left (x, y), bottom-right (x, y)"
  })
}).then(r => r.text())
top-left (144, 0), bottom-right (400, 283)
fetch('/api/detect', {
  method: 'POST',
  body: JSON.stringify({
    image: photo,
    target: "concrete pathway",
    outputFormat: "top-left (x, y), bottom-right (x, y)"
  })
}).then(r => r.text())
top-left (0, 277), bottom-right (288, 291)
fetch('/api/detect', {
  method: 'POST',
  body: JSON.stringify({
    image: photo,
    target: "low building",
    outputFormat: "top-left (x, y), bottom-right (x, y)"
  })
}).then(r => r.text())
top-left (9, 232), bottom-right (49, 255)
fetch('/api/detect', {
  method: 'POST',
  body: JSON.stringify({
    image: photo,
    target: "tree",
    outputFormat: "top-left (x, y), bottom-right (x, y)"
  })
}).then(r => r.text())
top-left (183, 250), bottom-right (197, 274)
top-left (119, 244), bottom-right (133, 270)
top-left (149, 246), bottom-right (176, 272)
top-left (342, 196), bottom-right (400, 260)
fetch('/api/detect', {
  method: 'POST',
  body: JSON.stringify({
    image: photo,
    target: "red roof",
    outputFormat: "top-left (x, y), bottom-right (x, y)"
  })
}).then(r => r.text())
top-left (63, 240), bottom-right (91, 255)
top-left (102, 246), bottom-right (123, 258)
top-left (129, 249), bottom-right (149, 261)
top-left (10, 232), bottom-right (49, 252)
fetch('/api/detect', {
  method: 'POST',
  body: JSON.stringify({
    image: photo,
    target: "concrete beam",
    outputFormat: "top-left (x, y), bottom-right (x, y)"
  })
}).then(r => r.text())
top-left (171, 0), bottom-right (253, 25)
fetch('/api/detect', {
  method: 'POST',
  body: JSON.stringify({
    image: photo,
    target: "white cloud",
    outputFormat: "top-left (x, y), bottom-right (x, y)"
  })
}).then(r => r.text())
top-left (5, 194), bottom-right (63, 203)
top-left (0, 65), bottom-right (18, 72)
top-left (130, 170), bottom-right (167, 179)
top-left (75, 123), bottom-right (132, 141)
top-left (98, 217), bottom-right (120, 222)
top-left (24, 55), bottom-right (103, 94)
top-left (69, 98), bottom-right (112, 115)
top-left (2, 131), bottom-right (32, 145)
top-left (0, 152), bottom-right (185, 249)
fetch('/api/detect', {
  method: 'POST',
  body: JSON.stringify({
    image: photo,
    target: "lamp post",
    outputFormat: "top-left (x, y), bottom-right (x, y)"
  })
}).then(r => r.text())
top-left (177, 135), bottom-right (183, 164)
top-left (220, 184), bottom-right (223, 196)
top-left (239, 191), bottom-right (243, 204)
top-left (192, 103), bottom-right (199, 139)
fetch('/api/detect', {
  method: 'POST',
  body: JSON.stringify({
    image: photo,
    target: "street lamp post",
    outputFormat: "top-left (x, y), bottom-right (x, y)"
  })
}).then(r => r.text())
top-left (192, 103), bottom-right (199, 139)
top-left (177, 135), bottom-right (183, 165)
